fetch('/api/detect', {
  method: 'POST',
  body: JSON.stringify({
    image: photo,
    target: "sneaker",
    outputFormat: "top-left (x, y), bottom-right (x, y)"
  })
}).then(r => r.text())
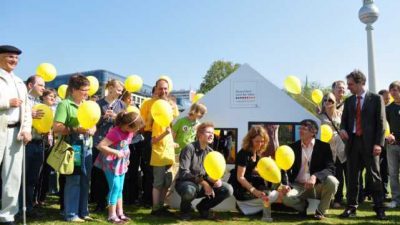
top-left (386, 201), bottom-right (398, 209)
top-left (314, 209), bottom-right (325, 220)
top-left (70, 217), bottom-right (85, 223)
top-left (83, 216), bottom-right (95, 221)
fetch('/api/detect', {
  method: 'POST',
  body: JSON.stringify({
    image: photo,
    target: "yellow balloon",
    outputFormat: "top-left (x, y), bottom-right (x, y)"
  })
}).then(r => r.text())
top-left (77, 101), bottom-right (101, 129)
top-left (204, 151), bottom-right (226, 180)
top-left (385, 121), bottom-right (391, 138)
top-left (192, 93), bottom-right (204, 103)
top-left (275, 145), bottom-right (295, 170)
top-left (32, 104), bottom-right (53, 133)
top-left (284, 76), bottom-right (301, 94)
top-left (320, 124), bottom-right (333, 143)
top-left (159, 75), bottom-right (173, 92)
top-left (311, 89), bottom-right (323, 104)
top-left (125, 75), bottom-right (143, 92)
top-left (389, 95), bottom-right (394, 104)
top-left (87, 76), bottom-right (99, 96)
top-left (57, 84), bottom-right (68, 99)
top-left (126, 105), bottom-right (140, 114)
top-left (151, 99), bottom-right (173, 127)
top-left (214, 129), bottom-right (221, 137)
top-left (36, 63), bottom-right (57, 82)
top-left (257, 157), bottom-right (281, 183)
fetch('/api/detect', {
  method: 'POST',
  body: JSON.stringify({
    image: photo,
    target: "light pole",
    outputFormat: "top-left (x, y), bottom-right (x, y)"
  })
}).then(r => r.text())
top-left (359, 0), bottom-right (379, 93)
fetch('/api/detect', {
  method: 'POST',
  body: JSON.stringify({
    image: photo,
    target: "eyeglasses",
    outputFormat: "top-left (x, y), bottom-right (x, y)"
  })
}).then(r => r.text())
top-left (324, 98), bottom-right (335, 104)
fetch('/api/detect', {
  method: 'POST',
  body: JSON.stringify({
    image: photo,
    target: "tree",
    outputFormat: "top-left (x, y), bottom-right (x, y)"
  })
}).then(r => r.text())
top-left (198, 60), bottom-right (240, 93)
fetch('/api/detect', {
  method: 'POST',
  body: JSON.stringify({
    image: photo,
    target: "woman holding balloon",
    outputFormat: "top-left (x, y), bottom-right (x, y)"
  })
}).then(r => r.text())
top-left (228, 125), bottom-right (279, 216)
top-left (53, 74), bottom-right (97, 222)
top-left (175, 122), bottom-right (233, 220)
top-left (319, 93), bottom-right (346, 208)
top-left (91, 79), bottom-right (125, 212)
top-left (35, 88), bottom-right (58, 206)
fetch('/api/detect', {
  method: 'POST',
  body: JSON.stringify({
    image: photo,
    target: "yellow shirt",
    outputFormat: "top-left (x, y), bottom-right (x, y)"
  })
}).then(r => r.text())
top-left (140, 98), bottom-right (156, 132)
top-left (150, 123), bottom-right (175, 166)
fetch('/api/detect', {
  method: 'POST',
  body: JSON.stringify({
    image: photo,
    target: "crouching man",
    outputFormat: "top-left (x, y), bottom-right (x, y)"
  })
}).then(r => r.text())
top-left (175, 122), bottom-right (233, 221)
top-left (282, 119), bottom-right (339, 220)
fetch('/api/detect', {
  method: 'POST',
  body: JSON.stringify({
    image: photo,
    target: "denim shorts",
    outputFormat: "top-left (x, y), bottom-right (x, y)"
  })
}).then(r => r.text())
top-left (153, 165), bottom-right (172, 188)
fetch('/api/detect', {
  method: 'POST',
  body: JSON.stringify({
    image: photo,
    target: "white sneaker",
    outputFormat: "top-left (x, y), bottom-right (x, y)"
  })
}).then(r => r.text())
top-left (385, 201), bottom-right (398, 209)
top-left (268, 190), bottom-right (279, 203)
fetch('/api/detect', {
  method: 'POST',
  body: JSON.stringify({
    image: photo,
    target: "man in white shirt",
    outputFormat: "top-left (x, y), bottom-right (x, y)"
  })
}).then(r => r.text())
top-left (282, 119), bottom-right (338, 220)
top-left (0, 45), bottom-right (32, 225)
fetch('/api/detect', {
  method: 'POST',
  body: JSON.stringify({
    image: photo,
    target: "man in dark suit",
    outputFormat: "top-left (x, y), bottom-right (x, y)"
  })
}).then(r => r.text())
top-left (339, 70), bottom-right (387, 220)
top-left (282, 119), bottom-right (338, 220)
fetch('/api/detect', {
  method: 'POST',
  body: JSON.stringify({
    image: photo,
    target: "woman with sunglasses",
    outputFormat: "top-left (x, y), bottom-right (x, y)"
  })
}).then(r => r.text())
top-left (319, 92), bottom-right (346, 208)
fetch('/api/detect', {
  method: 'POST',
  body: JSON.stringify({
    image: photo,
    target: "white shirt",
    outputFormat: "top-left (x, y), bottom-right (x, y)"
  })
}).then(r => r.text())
top-left (295, 138), bottom-right (315, 184)
top-left (0, 69), bottom-right (21, 124)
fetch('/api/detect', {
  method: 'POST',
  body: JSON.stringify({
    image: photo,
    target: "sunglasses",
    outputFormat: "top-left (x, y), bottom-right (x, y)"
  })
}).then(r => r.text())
top-left (324, 98), bottom-right (335, 104)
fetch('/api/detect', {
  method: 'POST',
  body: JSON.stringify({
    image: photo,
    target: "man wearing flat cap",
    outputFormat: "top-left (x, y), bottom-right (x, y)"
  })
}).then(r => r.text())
top-left (0, 45), bottom-right (32, 225)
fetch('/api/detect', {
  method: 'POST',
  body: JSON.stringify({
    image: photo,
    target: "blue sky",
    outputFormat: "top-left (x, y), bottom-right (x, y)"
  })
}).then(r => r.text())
top-left (2, 1), bottom-right (399, 92)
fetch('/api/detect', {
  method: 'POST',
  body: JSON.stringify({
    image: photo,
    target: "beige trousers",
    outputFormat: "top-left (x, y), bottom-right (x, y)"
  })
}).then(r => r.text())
top-left (0, 127), bottom-right (23, 222)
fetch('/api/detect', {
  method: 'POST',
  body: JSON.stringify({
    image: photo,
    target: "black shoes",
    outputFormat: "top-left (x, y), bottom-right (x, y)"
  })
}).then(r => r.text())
top-left (0, 222), bottom-right (16, 225)
top-left (150, 207), bottom-right (175, 217)
top-left (375, 210), bottom-right (388, 220)
top-left (340, 207), bottom-right (357, 218)
top-left (179, 212), bottom-right (192, 221)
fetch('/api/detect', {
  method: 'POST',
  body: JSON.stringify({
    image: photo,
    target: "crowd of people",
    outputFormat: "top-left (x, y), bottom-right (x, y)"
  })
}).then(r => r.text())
top-left (0, 44), bottom-right (399, 224)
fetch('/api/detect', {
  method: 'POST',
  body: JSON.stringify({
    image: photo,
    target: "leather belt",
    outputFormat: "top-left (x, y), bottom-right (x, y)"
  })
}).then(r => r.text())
top-left (7, 122), bottom-right (20, 128)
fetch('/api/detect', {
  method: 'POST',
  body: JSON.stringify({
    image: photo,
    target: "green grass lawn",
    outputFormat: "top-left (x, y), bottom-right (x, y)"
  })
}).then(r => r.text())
top-left (21, 196), bottom-right (400, 225)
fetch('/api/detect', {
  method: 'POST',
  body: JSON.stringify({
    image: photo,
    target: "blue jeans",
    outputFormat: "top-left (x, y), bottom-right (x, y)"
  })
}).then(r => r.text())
top-left (19, 140), bottom-right (44, 212)
top-left (64, 148), bottom-right (92, 221)
top-left (387, 144), bottom-right (400, 204)
top-left (104, 171), bottom-right (125, 206)
top-left (175, 180), bottom-right (233, 213)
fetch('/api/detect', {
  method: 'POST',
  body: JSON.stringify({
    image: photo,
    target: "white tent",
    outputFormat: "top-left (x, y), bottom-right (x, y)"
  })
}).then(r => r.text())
top-left (168, 64), bottom-right (320, 211)
top-left (181, 63), bottom-right (320, 145)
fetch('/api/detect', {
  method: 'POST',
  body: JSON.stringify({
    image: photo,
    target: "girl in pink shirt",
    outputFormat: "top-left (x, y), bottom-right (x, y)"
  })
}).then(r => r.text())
top-left (96, 111), bottom-right (144, 224)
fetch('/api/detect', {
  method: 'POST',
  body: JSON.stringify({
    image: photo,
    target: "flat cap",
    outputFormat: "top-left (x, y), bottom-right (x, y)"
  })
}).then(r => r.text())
top-left (0, 45), bottom-right (22, 55)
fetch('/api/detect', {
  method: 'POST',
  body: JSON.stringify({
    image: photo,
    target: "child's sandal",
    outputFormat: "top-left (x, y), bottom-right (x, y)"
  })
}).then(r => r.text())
top-left (118, 214), bottom-right (131, 221)
top-left (108, 216), bottom-right (124, 224)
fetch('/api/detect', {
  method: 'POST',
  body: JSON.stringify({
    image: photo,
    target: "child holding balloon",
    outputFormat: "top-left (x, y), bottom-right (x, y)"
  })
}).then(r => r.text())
top-left (95, 111), bottom-right (144, 224)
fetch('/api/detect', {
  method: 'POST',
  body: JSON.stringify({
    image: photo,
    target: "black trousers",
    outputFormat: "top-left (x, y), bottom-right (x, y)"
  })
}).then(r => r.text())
top-left (334, 160), bottom-right (347, 203)
top-left (346, 136), bottom-right (384, 210)
top-left (123, 143), bottom-right (142, 204)
top-left (90, 148), bottom-right (108, 209)
top-left (139, 132), bottom-right (153, 205)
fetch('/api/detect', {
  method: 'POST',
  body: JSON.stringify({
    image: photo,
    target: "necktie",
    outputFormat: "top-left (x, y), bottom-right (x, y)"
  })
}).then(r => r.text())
top-left (356, 96), bottom-right (363, 136)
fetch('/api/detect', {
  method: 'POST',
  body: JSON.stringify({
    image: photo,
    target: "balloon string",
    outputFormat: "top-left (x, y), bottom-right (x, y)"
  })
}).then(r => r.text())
top-left (296, 94), bottom-right (319, 107)
top-left (108, 90), bottom-right (128, 110)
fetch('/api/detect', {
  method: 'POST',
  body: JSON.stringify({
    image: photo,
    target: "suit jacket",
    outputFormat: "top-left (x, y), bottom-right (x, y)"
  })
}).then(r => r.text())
top-left (0, 69), bottom-right (32, 151)
top-left (340, 91), bottom-right (385, 153)
top-left (283, 139), bottom-right (335, 186)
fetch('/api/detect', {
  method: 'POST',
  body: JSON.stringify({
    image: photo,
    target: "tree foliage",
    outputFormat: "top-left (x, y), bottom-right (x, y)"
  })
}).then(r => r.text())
top-left (198, 60), bottom-right (240, 93)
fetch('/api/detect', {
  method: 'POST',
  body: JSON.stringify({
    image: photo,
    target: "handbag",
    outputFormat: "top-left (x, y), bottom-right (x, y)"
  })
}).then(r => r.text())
top-left (47, 135), bottom-right (75, 175)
